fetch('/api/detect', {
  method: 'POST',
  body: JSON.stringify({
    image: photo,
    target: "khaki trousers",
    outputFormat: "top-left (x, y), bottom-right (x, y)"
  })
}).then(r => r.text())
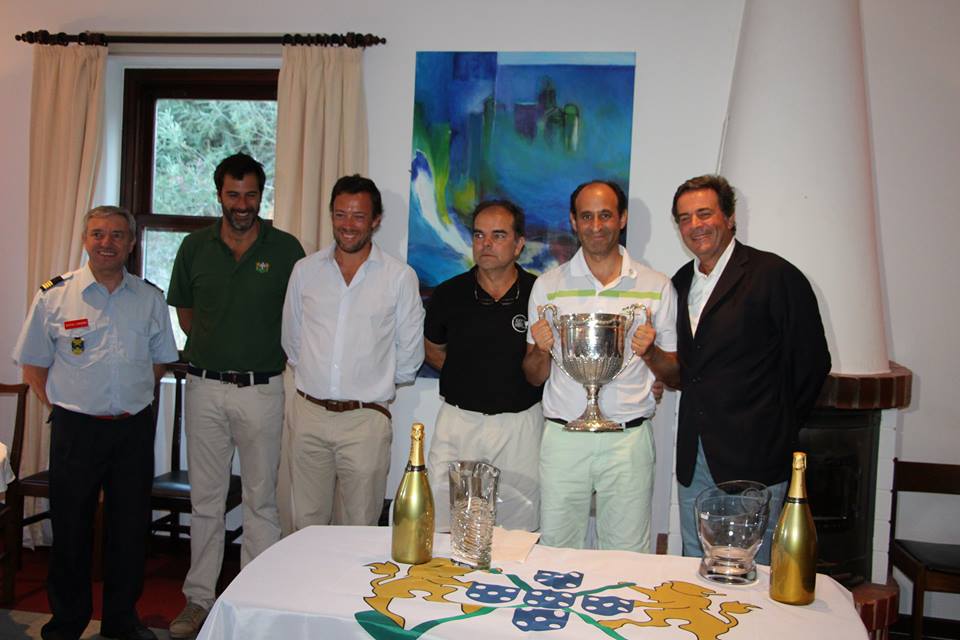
top-left (182, 374), bottom-right (284, 609)
top-left (427, 402), bottom-right (543, 532)
top-left (289, 392), bottom-right (392, 528)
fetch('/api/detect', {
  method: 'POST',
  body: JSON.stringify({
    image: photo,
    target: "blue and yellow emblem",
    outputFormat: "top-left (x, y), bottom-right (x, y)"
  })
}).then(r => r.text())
top-left (70, 337), bottom-right (84, 355)
top-left (255, 261), bottom-right (270, 273)
top-left (355, 559), bottom-right (759, 639)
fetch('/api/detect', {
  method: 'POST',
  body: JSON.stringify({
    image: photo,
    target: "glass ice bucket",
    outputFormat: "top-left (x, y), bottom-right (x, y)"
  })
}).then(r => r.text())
top-left (695, 480), bottom-right (771, 585)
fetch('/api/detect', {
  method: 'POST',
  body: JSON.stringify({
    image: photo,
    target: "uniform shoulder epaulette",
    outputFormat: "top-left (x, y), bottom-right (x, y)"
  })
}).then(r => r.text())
top-left (143, 278), bottom-right (164, 293)
top-left (39, 275), bottom-right (66, 293)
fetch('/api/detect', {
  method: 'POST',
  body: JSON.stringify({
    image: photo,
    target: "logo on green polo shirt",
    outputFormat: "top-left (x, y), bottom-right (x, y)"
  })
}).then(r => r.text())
top-left (255, 261), bottom-right (270, 273)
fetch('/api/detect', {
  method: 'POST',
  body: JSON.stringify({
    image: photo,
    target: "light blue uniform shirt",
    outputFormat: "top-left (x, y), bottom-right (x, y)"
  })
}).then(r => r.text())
top-left (12, 265), bottom-right (179, 415)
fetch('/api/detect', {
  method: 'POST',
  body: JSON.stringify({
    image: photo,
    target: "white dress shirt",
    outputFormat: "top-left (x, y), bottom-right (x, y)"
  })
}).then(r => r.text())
top-left (12, 265), bottom-right (178, 415)
top-left (687, 238), bottom-right (736, 336)
top-left (282, 242), bottom-right (425, 403)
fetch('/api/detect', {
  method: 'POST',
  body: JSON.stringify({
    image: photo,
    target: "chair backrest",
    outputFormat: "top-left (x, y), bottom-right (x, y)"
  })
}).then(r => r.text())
top-left (0, 383), bottom-right (29, 479)
top-left (893, 459), bottom-right (960, 496)
top-left (890, 458), bottom-right (960, 543)
top-left (167, 362), bottom-right (189, 474)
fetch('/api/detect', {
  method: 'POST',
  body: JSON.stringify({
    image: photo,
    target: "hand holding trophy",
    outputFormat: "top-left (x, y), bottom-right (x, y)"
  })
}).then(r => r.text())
top-left (539, 303), bottom-right (647, 432)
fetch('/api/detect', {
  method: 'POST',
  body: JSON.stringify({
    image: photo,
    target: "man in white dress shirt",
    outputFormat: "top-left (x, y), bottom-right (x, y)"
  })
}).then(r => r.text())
top-left (281, 175), bottom-right (425, 527)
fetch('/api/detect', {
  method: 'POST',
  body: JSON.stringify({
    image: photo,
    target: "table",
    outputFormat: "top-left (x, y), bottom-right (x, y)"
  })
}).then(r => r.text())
top-left (197, 526), bottom-right (868, 640)
top-left (0, 442), bottom-right (14, 492)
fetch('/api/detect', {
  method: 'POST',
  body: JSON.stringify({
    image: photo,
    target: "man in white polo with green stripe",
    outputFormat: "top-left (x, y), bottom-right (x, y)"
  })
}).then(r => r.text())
top-left (523, 179), bottom-right (679, 552)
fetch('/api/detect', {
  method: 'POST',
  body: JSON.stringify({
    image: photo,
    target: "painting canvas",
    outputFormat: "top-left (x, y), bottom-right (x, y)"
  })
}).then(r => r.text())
top-left (408, 51), bottom-right (636, 289)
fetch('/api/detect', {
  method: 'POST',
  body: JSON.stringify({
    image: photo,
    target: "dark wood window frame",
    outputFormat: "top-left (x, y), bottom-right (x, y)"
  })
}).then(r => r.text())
top-left (119, 68), bottom-right (279, 274)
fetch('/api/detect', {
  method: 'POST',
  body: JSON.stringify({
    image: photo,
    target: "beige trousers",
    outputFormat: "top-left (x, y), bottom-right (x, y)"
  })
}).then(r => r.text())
top-left (427, 401), bottom-right (543, 532)
top-left (182, 373), bottom-right (284, 609)
top-left (289, 392), bottom-right (392, 528)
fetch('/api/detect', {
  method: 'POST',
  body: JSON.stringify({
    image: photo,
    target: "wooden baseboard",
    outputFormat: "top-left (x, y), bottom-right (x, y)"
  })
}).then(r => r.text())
top-left (892, 614), bottom-right (960, 639)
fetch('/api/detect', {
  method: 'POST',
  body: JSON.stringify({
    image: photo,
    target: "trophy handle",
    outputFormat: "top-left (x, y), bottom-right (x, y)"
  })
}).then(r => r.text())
top-left (538, 304), bottom-right (572, 379)
top-left (611, 303), bottom-right (649, 381)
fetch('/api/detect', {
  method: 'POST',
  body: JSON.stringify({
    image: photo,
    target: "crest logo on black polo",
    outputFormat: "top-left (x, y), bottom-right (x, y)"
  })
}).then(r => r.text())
top-left (512, 314), bottom-right (527, 333)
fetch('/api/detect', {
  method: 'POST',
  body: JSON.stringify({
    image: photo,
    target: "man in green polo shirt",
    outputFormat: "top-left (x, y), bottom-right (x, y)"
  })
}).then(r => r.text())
top-left (166, 153), bottom-right (305, 638)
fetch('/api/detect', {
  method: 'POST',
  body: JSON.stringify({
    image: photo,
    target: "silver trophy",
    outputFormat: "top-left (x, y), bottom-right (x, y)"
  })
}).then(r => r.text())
top-left (539, 303), bottom-right (647, 432)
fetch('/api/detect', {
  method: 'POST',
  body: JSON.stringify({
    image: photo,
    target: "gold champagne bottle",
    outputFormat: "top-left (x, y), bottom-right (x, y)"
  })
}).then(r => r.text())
top-left (770, 451), bottom-right (817, 605)
top-left (391, 422), bottom-right (435, 564)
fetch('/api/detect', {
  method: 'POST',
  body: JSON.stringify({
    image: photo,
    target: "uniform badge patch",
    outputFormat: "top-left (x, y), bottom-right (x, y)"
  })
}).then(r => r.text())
top-left (71, 337), bottom-right (85, 355)
top-left (255, 261), bottom-right (270, 273)
top-left (512, 314), bottom-right (527, 333)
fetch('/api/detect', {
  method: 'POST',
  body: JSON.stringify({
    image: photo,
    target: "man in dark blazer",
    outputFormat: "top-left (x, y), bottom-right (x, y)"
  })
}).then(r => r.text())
top-left (670, 174), bottom-right (831, 564)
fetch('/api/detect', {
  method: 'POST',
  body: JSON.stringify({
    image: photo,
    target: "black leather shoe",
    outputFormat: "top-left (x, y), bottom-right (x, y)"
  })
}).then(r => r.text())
top-left (40, 628), bottom-right (78, 640)
top-left (99, 623), bottom-right (159, 640)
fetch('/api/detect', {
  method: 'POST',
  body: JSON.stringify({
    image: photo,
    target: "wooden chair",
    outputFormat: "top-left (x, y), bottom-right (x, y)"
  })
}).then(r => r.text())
top-left (890, 458), bottom-right (960, 640)
top-left (150, 362), bottom-right (243, 544)
top-left (0, 383), bottom-right (28, 604)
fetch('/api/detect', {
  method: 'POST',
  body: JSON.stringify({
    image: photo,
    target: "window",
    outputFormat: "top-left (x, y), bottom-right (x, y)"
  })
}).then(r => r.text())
top-left (120, 69), bottom-right (279, 347)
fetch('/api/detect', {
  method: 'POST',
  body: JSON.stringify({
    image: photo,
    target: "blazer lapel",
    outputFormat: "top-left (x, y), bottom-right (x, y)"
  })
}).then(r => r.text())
top-left (675, 263), bottom-right (695, 341)
top-left (699, 241), bottom-right (747, 322)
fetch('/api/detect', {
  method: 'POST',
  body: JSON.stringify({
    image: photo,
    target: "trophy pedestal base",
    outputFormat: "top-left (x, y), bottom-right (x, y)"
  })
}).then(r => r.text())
top-left (564, 411), bottom-right (624, 432)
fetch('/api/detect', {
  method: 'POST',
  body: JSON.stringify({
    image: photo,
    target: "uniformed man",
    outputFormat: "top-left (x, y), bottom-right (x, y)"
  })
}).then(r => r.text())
top-left (166, 153), bottom-right (305, 638)
top-left (424, 199), bottom-right (543, 531)
top-left (13, 205), bottom-right (178, 640)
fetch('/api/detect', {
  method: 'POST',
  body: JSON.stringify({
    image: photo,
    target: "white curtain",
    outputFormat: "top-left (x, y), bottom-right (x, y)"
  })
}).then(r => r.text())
top-left (273, 45), bottom-right (369, 534)
top-left (21, 45), bottom-right (107, 545)
top-left (273, 46), bottom-right (368, 253)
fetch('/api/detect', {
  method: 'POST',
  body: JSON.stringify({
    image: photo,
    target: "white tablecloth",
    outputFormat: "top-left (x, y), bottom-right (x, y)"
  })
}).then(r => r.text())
top-left (198, 526), bottom-right (868, 640)
top-left (0, 442), bottom-right (14, 492)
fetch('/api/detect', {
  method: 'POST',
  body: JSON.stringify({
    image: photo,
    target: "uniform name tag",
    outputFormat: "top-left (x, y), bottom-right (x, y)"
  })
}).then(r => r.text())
top-left (64, 319), bottom-right (89, 330)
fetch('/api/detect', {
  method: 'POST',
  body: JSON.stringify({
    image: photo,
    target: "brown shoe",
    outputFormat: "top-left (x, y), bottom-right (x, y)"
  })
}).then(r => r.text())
top-left (169, 603), bottom-right (208, 639)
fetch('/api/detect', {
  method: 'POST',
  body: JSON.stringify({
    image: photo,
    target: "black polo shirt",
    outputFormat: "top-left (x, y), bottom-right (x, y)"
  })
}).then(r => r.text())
top-left (425, 266), bottom-right (542, 414)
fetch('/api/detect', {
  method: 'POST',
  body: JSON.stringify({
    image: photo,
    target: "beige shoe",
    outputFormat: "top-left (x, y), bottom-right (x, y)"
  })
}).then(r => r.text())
top-left (169, 602), bottom-right (208, 639)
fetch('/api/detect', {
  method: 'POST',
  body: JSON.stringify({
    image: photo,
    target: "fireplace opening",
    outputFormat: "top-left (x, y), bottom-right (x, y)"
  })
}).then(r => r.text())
top-left (797, 408), bottom-right (880, 588)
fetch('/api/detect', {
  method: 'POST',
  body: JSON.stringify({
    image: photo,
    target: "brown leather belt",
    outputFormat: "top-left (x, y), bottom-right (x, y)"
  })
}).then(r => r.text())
top-left (296, 390), bottom-right (392, 421)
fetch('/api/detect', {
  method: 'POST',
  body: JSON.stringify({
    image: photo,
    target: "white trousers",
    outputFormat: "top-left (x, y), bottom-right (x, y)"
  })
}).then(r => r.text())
top-left (182, 374), bottom-right (284, 609)
top-left (289, 393), bottom-right (392, 528)
top-left (427, 402), bottom-right (543, 532)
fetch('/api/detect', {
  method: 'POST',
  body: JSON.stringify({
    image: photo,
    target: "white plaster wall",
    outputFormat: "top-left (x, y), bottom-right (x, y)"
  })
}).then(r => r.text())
top-left (861, 0), bottom-right (960, 619)
top-left (0, 0), bottom-right (956, 620)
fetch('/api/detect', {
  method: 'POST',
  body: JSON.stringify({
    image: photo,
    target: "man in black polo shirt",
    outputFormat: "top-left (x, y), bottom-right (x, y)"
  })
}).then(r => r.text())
top-left (424, 199), bottom-right (543, 532)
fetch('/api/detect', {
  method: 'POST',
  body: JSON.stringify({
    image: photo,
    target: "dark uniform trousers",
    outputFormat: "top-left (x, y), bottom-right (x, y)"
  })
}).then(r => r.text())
top-left (44, 406), bottom-right (155, 638)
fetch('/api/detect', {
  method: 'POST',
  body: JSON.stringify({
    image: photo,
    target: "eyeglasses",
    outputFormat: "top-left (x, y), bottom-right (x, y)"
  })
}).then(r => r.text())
top-left (475, 278), bottom-right (520, 306)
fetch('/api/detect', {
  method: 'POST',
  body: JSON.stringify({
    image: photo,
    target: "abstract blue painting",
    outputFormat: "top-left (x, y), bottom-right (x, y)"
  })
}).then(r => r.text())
top-left (408, 51), bottom-right (636, 289)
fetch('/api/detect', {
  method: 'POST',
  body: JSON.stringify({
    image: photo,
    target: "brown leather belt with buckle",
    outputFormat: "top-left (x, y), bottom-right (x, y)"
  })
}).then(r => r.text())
top-left (92, 412), bottom-right (131, 421)
top-left (296, 390), bottom-right (392, 421)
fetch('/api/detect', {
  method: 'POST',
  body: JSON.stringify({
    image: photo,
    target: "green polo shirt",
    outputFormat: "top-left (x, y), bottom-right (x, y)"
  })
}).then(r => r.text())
top-left (167, 219), bottom-right (305, 372)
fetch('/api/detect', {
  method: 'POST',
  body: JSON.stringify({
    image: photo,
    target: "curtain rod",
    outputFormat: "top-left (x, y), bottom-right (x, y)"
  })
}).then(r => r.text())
top-left (14, 30), bottom-right (386, 48)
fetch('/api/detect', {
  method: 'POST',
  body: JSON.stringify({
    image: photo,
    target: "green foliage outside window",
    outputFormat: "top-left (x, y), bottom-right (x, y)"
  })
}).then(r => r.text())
top-left (153, 99), bottom-right (278, 216)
